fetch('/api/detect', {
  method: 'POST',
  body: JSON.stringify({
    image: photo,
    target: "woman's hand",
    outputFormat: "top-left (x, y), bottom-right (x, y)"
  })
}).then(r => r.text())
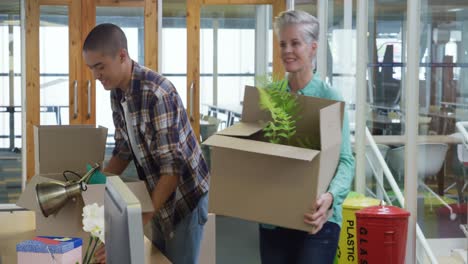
top-left (94, 243), bottom-right (106, 263)
top-left (303, 192), bottom-right (334, 234)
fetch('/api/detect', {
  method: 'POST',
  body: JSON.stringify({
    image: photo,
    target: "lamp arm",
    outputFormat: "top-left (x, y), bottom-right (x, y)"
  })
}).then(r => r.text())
top-left (78, 163), bottom-right (101, 184)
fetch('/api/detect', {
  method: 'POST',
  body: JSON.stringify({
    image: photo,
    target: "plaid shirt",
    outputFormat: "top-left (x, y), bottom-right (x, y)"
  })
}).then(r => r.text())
top-left (110, 62), bottom-right (210, 239)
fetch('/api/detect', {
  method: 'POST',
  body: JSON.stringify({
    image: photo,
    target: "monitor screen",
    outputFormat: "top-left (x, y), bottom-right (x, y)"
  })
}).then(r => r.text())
top-left (104, 176), bottom-right (144, 263)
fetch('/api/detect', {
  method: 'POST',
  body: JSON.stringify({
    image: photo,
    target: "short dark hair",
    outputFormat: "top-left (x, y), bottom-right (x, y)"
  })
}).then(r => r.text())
top-left (83, 23), bottom-right (128, 56)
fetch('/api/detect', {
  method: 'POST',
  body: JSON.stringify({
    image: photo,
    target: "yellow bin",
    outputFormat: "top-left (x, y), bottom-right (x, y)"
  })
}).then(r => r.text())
top-left (335, 196), bottom-right (381, 264)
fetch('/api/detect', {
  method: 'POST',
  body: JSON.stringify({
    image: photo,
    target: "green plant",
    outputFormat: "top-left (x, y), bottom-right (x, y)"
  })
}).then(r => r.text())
top-left (257, 76), bottom-right (300, 146)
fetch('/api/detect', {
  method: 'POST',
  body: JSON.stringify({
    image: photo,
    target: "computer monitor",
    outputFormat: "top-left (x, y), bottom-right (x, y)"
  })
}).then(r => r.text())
top-left (104, 176), bottom-right (144, 263)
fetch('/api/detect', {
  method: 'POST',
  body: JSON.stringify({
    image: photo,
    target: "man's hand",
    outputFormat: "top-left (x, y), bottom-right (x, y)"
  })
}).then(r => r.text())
top-left (151, 175), bottom-right (179, 214)
top-left (142, 212), bottom-right (154, 226)
top-left (94, 243), bottom-right (106, 263)
top-left (303, 192), bottom-right (333, 234)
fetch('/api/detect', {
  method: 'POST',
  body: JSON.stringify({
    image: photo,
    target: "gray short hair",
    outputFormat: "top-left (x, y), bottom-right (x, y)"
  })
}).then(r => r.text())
top-left (274, 10), bottom-right (319, 44)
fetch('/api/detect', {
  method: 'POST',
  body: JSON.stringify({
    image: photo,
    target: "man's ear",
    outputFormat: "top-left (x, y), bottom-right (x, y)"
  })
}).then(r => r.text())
top-left (119, 48), bottom-right (128, 62)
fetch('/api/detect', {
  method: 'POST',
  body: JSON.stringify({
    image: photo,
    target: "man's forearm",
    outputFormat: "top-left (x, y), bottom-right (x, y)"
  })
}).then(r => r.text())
top-left (103, 155), bottom-right (131, 175)
top-left (143, 174), bottom-right (179, 225)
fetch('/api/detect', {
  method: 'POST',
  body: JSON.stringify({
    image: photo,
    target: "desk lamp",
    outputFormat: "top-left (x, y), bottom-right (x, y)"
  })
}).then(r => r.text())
top-left (36, 163), bottom-right (100, 217)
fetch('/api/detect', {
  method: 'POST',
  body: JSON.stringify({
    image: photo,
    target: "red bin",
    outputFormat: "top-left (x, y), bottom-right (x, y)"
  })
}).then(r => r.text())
top-left (356, 206), bottom-right (410, 264)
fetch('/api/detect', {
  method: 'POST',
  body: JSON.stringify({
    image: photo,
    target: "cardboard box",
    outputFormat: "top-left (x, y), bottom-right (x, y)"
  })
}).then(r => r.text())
top-left (203, 86), bottom-right (344, 232)
top-left (17, 125), bottom-right (154, 241)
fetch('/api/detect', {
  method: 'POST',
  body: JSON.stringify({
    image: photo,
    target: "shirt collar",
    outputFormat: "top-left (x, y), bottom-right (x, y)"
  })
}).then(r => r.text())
top-left (287, 72), bottom-right (322, 96)
top-left (124, 60), bottom-right (141, 98)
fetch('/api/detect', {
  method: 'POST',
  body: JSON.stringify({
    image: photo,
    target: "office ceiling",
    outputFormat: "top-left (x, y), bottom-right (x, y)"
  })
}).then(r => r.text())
top-left (0, 1), bottom-right (467, 21)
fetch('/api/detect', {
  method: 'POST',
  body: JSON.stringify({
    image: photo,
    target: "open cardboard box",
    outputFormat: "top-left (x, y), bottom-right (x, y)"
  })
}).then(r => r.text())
top-left (16, 125), bottom-right (154, 240)
top-left (203, 85), bottom-right (344, 232)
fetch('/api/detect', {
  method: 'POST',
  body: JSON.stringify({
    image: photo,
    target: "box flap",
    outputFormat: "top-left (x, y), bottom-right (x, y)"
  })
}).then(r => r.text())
top-left (241, 85), bottom-right (344, 151)
top-left (204, 135), bottom-right (320, 161)
top-left (16, 174), bottom-right (52, 212)
top-left (241, 85), bottom-right (272, 123)
top-left (293, 94), bottom-right (342, 147)
top-left (216, 122), bottom-right (264, 137)
top-left (83, 181), bottom-right (154, 213)
top-left (320, 102), bottom-right (344, 150)
top-left (34, 125), bottom-right (108, 174)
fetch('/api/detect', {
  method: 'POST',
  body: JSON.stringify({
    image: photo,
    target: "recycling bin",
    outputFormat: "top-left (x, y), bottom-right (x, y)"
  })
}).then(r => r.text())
top-left (336, 196), bottom-right (381, 264)
top-left (356, 206), bottom-right (410, 264)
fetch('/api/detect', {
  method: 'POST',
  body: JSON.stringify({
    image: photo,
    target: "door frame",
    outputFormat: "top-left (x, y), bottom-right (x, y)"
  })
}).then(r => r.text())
top-left (186, 0), bottom-right (286, 138)
top-left (25, 0), bottom-right (158, 180)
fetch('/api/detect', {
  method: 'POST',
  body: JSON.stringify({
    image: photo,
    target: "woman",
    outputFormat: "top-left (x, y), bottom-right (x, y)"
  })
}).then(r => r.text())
top-left (259, 10), bottom-right (355, 264)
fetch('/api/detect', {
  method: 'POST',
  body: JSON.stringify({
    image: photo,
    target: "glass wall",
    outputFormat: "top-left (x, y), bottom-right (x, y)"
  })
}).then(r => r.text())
top-left (161, 1), bottom-right (187, 106)
top-left (39, 6), bottom-right (69, 125)
top-left (0, 1), bottom-right (22, 203)
top-left (364, 0), bottom-right (407, 203)
top-left (364, 0), bottom-right (467, 243)
top-left (199, 5), bottom-right (271, 122)
top-left (366, 1), bottom-right (405, 137)
top-left (162, 3), bottom-right (273, 129)
top-left (418, 1), bottom-right (468, 240)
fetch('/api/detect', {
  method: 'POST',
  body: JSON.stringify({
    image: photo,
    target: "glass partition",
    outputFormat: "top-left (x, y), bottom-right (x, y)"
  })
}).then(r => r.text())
top-left (0, 1), bottom-right (22, 203)
top-left (39, 6), bottom-right (69, 125)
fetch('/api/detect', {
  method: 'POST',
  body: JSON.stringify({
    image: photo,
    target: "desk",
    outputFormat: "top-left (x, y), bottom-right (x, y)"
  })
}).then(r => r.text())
top-left (372, 135), bottom-right (463, 145)
top-left (367, 111), bottom-right (402, 135)
top-left (0, 210), bottom-right (171, 263)
top-left (352, 135), bottom-right (463, 146)
top-left (206, 104), bottom-right (242, 127)
top-left (367, 112), bottom-right (435, 136)
top-left (422, 110), bottom-right (457, 135)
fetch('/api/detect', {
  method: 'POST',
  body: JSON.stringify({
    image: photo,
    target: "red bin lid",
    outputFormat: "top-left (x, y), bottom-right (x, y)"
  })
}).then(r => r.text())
top-left (355, 205), bottom-right (410, 219)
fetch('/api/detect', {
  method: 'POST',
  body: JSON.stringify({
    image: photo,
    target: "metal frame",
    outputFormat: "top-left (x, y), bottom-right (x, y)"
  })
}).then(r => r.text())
top-left (355, 0), bottom-right (367, 194)
top-left (404, 1), bottom-right (421, 262)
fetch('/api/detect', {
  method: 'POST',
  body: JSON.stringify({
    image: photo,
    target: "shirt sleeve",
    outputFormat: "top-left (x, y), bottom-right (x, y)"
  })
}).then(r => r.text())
top-left (147, 88), bottom-right (184, 178)
top-left (110, 90), bottom-right (132, 161)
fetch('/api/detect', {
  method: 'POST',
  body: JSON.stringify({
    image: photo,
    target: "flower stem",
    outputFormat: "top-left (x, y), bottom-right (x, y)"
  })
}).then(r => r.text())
top-left (88, 238), bottom-right (101, 264)
top-left (83, 236), bottom-right (94, 264)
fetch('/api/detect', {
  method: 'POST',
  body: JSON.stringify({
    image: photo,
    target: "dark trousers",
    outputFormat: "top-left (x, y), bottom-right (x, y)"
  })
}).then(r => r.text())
top-left (259, 222), bottom-right (340, 264)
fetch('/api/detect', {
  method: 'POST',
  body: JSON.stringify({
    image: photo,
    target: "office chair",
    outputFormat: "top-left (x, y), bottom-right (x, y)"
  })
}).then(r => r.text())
top-left (386, 143), bottom-right (457, 220)
top-left (386, 143), bottom-right (448, 185)
top-left (443, 144), bottom-right (468, 203)
top-left (455, 144), bottom-right (468, 196)
top-left (200, 115), bottom-right (222, 142)
top-left (443, 133), bottom-right (468, 203)
top-left (200, 115), bottom-right (222, 170)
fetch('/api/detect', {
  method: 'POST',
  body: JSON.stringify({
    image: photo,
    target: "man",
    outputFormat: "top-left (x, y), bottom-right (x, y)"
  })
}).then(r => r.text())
top-left (82, 23), bottom-right (210, 264)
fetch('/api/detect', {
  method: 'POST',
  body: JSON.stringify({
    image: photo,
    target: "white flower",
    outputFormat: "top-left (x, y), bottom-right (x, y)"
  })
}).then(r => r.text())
top-left (82, 203), bottom-right (105, 243)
